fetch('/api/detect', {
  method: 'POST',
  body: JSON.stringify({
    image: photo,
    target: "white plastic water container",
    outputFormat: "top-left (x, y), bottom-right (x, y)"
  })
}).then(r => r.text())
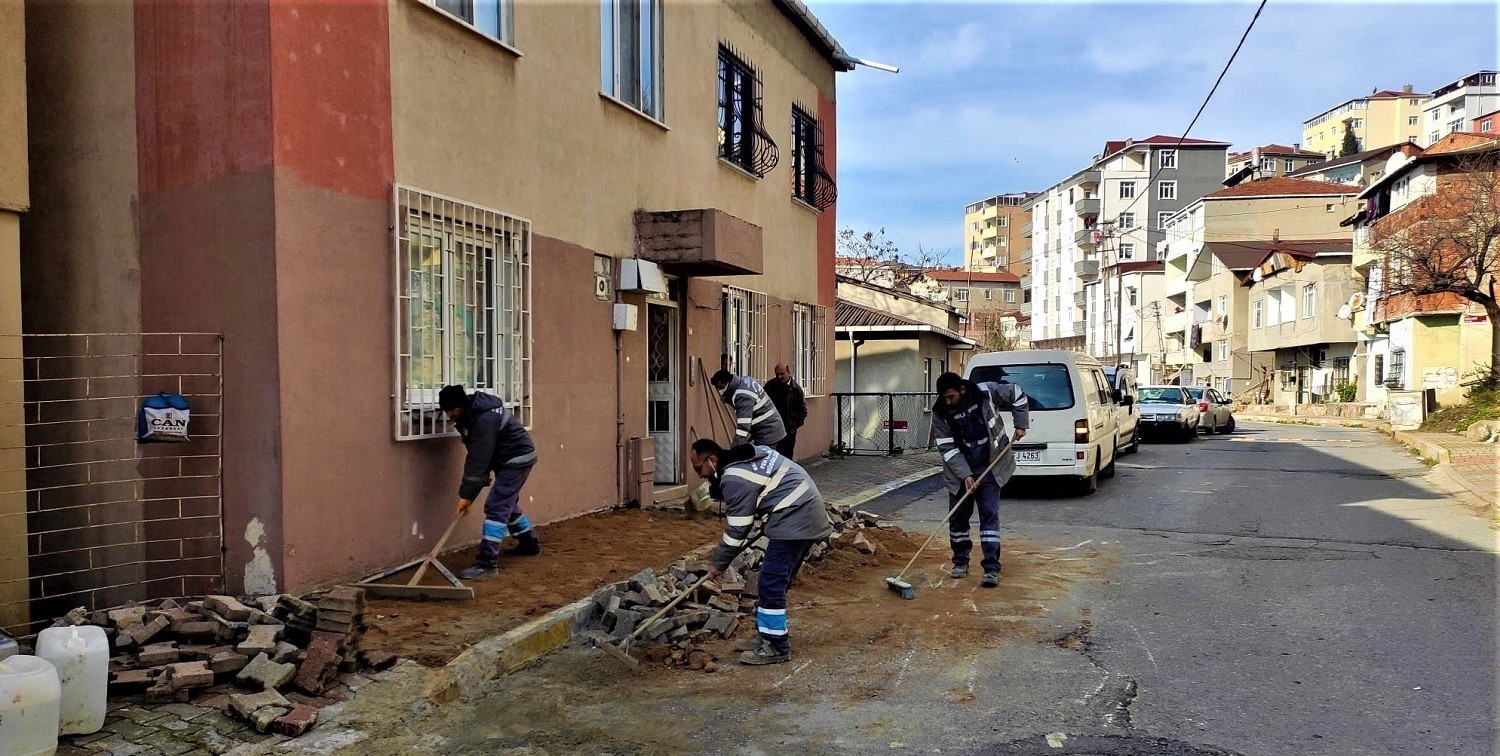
top-left (35, 625), bottom-right (109, 736)
top-left (0, 654), bottom-right (61, 756)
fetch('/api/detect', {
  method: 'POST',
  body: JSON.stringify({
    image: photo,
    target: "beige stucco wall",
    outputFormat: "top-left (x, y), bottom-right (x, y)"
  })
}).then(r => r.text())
top-left (0, 0), bottom-right (25, 630)
top-left (1248, 260), bottom-right (1359, 352)
top-left (388, 0), bottom-right (830, 308)
top-left (838, 280), bottom-right (957, 331)
top-left (0, 0), bottom-right (25, 214)
top-left (1202, 196), bottom-right (1358, 241)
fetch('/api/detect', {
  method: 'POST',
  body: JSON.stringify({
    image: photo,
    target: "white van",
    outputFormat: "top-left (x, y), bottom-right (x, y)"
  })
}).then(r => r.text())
top-left (964, 349), bottom-right (1120, 494)
top-left (1101, 365), bottom-right (1141, 455)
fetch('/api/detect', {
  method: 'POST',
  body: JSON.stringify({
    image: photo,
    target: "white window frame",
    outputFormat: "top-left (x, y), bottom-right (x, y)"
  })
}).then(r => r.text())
top-left (1260, 157), bottom-right (1276, 172)
top-left (955, 288), bottom-right (970, 302)
top-left (1408, 115), bottom-right (1420, 126)
top-left (1216, 295), bottom-right (1227, 317)
top-left (723, 285), bottom-right (768, 380)
top-left (1484, 121), bottom-right (1494, 133)
top-left (1119, 181), bottom-right (1137, 199)
top-left (1284, 159), bottom-right (1296, 172)
top-left (393, 185), bottom-right (532, 440)
top-left (1351, 117), bottom-right (1364, 129)
top-left (1118, 212), bottom-right (1136, 230)
top-left (1119, 242), bottom-right (1135, 259)
top-left (1303, 283), bottom-right (1316, 319)
top-left (1252, 299), bottom-right (1264, 329)
top-left (427, 0), bottom-right (515, 46)
top-left (1159, 149), bottom-right (1177, 169)
top-left (997, 216), bottom-right (1008, 228)
top-left (983, 289), bottom-right (993, 300)
top-left (1214, 340), bottom-right (1228, 362)
top-left (1158, 211), bottom-right (1174, 230)
top-left (1448, 118), bottom-right (1463, 134)
top-left (1158, 181), bottom-right (1177, 200)
top-left (601, 0), bottom-right (665, 121)
top-left (791, 302), bottom-right (829, 396)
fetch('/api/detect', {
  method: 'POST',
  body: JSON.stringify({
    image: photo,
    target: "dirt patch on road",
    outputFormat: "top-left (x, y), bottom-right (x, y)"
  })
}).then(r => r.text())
top-left (359, 508), bottom-right (723, 667)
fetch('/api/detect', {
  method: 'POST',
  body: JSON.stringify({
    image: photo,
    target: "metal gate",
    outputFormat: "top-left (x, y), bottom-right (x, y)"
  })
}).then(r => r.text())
top-left (0, 333), bottom-right (224, 637)
top-left (833, 392), bottom-right (938, 455)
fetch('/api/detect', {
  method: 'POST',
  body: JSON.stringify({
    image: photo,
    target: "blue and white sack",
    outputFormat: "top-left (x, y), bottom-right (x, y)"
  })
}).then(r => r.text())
top-left (137, 392), bottom-right (191, 444)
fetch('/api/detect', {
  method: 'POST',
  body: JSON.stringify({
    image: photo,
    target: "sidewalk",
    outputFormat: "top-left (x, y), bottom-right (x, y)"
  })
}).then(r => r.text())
top-left (802, 450), bottom-right (943, 510)
top-left (1392, 430), bottom-right (1500, 513)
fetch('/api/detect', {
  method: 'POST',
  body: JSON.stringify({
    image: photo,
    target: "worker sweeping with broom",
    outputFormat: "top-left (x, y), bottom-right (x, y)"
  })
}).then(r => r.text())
top-left (931, 372), bottom-right (1029, 588)
top-left (440, 385), bottom-right (541, 580)
top-left (689, 439), bottom-right (831, 666)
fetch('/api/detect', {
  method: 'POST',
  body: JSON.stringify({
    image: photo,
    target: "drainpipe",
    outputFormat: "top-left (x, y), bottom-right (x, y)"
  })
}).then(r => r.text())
top-left (850, 334), bottom-right (865, 451)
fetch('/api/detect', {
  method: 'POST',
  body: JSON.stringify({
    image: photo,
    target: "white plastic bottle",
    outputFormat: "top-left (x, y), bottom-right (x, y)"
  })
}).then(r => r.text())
top-left (0, 654), bottom-right (61, 756)
top-left (35, 625), bottom-right (108, 736)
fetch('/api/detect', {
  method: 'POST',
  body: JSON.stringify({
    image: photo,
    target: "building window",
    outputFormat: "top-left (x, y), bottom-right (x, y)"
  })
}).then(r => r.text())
top-left (1449, 103), bottom-right (1461, 114)
top-left (1127, 288), bottom-right (1137, 306)
top-left (1284, 159), bottom-right (1296, 172)
top-left (1430, 131), bottom-right (1440, 143)
top-left (1373, 354), bottom-right (1385, 384)
top-left (1119, 181), bottom-right (1137, 199)
top-left (1004, 289), bottom-right (1017, 303)
top-left (1214, 340), bottom-right (1228, 362)
top-left (791, 105), bottom-right (835, 209)
top-left (1158, 181), bottom-right (1177, 200)
top-left (1119, 242), bottom-right (1135, 259)
top-left (1432, 110), bottom-right (1441, 122)
top-left (1408, 115), bottom-right (1420, 126)
top-left (1260, 157), bottom-right (1276, 172)
top-left (1216, 295), bottom-right (1227, 316)
top-left (394, 185), bottom-right (532, 439)
top-left (997, 216), bottom-right (1008, 228)
top-left (1118, 213), bottom-right (1136, 230)
top-left (431, 0), bottom-right (514, 44)
top-left (955, 288), bottom-right (969, 302)
top-left (1351, 118), bottom-right (1364, 129)
top-left (1388, 349), bottom-right (1405, 387)
top-left (1252, 299), bottom-right (1263, 329)
top-left (984, 289), bottom-right (993, 300)
top-left (1158, 211), bottom-right (1174, 230)
top-left (1302, 284), bottom-right (1316, 318)
top-left (791, 303), bottom-right (828, 396)
top-left (1160, 149), bottom-right (1177, 169)
top-left (601, 0), bottom-right (663, 120)
top-left (718, 45), bottom-right (777, 176)
top-left (1409, 98), bottom-right (1421, 107)
top-left (723, 285), bottom-right (767, 379)
top-left (924, 358), bottom-right (933, 391)
top-left (1448, 118), bottom-right (1463, 134)
top-left (1485, 121), bottom-right (1494, 133)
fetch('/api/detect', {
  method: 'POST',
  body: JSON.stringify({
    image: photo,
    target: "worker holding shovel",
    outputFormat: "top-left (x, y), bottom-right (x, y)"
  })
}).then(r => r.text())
top-left (440, 385), bottom-right (541, 580)
top-left (931, 372), bottom-right (1029, 588)
top-left (689, 439), bottom-right (831, 666)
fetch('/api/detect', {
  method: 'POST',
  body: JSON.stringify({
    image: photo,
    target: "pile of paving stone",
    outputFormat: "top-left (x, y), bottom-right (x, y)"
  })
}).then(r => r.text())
top-left (586, 505), bottom-right (885, 668)
top-left (45, 586), bottom-right (397, 737)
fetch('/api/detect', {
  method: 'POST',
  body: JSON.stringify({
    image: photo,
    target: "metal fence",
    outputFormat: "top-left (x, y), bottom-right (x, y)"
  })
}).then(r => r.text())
top-left (0, 333), bottom-right (224, 637)
top-left (833, 392), bottom-right (938, 455)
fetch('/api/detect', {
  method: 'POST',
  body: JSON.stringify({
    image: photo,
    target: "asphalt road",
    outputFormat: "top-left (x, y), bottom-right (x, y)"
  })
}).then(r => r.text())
top-left (331, 422), bottom-right (1496, 756)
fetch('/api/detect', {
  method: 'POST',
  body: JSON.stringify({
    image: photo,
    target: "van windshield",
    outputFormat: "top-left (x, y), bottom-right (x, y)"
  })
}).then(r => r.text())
top-left (969, 364), bottom-right (1074, 410)
top-left (1139, 387), bottom-right (1187, 404)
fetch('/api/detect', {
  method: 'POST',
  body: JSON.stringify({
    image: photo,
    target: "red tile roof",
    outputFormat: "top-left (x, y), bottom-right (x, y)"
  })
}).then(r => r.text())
top-left (1369, 89), bottom-right (1419, 99)
top-left (1421, 131), bottom-right (1500, 156)
top-left (1102, 136), bottom-right (1230, 157)
top-left (1228, 144), bottom-right (1326, 161)
top-left (1204, 176), bottom-right (1359, 199)
top-left (924, 269), bottom-right (1021, 283)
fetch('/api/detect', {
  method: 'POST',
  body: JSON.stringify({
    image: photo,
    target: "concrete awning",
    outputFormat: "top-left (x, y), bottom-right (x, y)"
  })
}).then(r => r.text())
top-left (634, 209), bottom-right (763, 277)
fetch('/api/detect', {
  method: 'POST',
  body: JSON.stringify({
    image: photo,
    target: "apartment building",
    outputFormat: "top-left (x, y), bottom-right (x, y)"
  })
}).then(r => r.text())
top-left (1419, 71), bottom-right (1499, 146)
top-left (1287, 142), bottom-right (1422, 187)
top-left (1244, 240), bottom-right (1359, 405)
top-left (1156, 177), bottom-right (1357, 391)
top-left (1302, 86), bottom-right (1428, 159)
top-left (1225, 144), bottom-right (1325, 183)
top-left (1353, 133), bottom-right (1500, 408)
top-left (963, 193), bottom-right (1035, 276)
top-left (22, 0), bottom-right (852, 596)
top-left (921, 269), bottom-right (1023, 344)
top-left (1475, 110), bottom-right (1500, 134)
top-left (1030, 137), bottom-right (1230, 354)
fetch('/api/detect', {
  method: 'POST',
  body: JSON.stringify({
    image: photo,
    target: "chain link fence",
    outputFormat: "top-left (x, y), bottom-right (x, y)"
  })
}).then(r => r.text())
top-left (833, 392), bottom-right (938, 456)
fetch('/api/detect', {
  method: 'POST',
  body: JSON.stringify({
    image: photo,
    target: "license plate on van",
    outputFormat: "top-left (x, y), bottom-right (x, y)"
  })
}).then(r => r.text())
top-left (1015, 450), bottom-right (1043, 464)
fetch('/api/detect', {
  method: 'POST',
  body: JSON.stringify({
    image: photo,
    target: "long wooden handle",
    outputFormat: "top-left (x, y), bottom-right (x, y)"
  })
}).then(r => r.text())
top-left (893, 443), bottom-right (1012, 582)
top-left (630, 527), bottom-right (763, 641)
top-left (410, 513), bottom-right (466, 587)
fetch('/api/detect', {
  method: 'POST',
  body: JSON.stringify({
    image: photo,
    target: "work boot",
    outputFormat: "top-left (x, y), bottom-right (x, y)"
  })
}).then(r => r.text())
top-left (507, 535), bottom-right (541, 557)
top-left (733, 637), bottom-right (760, 652)
top-left (981, 571), bottom-right (999, 588)
top-left (739, 641), bottom-right (791, 666)
top-left (949, 565), bottom-right (969, 579)
top-left (459, 563), bottom-right (498, 580)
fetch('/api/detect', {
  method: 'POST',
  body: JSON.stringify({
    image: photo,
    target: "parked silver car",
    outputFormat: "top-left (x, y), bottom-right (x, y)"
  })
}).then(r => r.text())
top-left (1185, 386), bottom-right (1237, 434)
top-left (1136, 385), bottom-right (1200, 442)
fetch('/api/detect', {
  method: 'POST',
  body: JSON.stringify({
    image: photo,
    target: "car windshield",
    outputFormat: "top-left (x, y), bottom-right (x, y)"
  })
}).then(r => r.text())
top-left (1138, 387), bottom-right (1187, 404)
top-left (1185, 387), bottom-right (1205, 401)
top-left (969, 363), bottom-right (1074, 410)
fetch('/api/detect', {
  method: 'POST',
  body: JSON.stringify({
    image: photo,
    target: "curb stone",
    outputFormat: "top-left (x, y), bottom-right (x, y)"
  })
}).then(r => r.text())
top-left (830, 466), bottom-right (943, 513)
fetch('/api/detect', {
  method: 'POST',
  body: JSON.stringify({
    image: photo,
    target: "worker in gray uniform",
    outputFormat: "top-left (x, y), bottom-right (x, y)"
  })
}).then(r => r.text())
top-left (439, 385), bottom-right (540, 579)
top-left (711, 370), bottom-right (787, 447)
top-left (689, 438), bottom-right (831, 666)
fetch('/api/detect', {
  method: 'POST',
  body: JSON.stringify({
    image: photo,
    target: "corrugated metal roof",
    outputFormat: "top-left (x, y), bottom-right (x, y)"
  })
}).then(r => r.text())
top-left (834, 300), bottom-right (971, 344)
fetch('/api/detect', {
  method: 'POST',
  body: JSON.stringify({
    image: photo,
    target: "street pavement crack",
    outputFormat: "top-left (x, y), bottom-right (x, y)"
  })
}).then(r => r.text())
top-left (1068, 525), bottom-right (1486, 554)
top-left (1048, 619), bottom-right (1139, 732)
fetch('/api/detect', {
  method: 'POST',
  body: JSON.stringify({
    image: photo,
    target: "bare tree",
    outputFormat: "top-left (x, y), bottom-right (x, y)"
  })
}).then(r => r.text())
top-left (836, 228), bottom-right (948, 291)
top-left (1370, 150), bottom-right (1500, 376)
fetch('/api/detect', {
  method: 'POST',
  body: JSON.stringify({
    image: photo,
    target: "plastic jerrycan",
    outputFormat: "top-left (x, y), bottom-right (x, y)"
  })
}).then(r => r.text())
top-left (0, 654), bottom-right (62, 756)
top-left (35, 625), bottom-right (109, 736)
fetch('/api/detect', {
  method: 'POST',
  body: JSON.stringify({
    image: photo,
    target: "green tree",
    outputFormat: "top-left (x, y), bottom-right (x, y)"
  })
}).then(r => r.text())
top-left (1340, 121), bottom-right (1361, 158)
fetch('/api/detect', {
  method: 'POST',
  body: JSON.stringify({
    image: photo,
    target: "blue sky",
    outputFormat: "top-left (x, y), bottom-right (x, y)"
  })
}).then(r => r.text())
top-left (806, 0), bottom-right (1499, 265)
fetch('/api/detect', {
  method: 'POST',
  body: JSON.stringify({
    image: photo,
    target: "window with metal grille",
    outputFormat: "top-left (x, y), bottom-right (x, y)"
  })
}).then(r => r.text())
top-left (1388, 350), bottom-right (1405, 387)
top-left (431, 0), bottom-right (513, 45)
top-left (792, 302), bottom-right (829, 396)
top-left (394, 186), bottom-right (532, 439)
top-left (791, 105), bottom-right (836, 210)
top-left (1373, 355), bottom-right (1385, 384)
top-left (601, 0), bottom-right (664, 120)
top-left (723, 285), bottom-right (767, 379)
top-left (718, 45), bottom-right (778, 176)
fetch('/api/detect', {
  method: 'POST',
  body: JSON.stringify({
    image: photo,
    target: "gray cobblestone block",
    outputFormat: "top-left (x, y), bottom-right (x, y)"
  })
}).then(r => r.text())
top-left (237, 625), bottom-right (281, 657)
top-left (204, 596), bottom-right (253, 622)
top-left (237, 653), bottom-right (296, 691)
top-left (250, 704), bottom-right (292, 733)
top-left (228, 689), bottom-right (291, 719)
top-left (108, 606), bottom-right (148, 629)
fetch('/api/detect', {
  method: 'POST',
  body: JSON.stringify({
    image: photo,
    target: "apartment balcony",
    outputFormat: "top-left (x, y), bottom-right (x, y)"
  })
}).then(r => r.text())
top-left (1072, 320), bottom-right (1086, 335)
top-left (1075, 228), bottom-right (1099, 247)
top-left (1162, 309), bottom-right (1187, 336)
top-left (1019, 273), bottom-right (1031, 289)
top-left (1074, 198), bottom-right (1100, 217)
top-left (1078, 170), bottom-right (1101, 188)
top-left (1075, 259), bottom-right (1100, 280)
top-left (1164, 349), bottom-right (1198, 367)
top-left (1020, 221), bottom-right (1032, 238)
top-left (1074, 289), bottom-right (1087, 307)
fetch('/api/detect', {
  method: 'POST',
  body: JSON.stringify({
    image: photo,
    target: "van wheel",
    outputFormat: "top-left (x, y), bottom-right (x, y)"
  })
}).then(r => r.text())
top-left (1077, 460), bottom-right (1100, 495)
top-left (1126, 427), bottom-right (1141, 454)
top-left (1101, 444), bottom-right (1117, 479)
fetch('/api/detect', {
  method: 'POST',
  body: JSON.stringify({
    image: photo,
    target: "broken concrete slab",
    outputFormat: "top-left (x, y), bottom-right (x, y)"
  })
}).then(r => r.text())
top-left (209, 650), bottom-right (251, 675)
top-left (238, 624), bottom-right (282, 656)
top-left (167, 661), bottom-right (215, 690)
top-left (107, 606), bottom-right (147, 629)
top-left (271, 703), bottom-right (320, 737)
top-left (138, 642), bottom-right (180, 666)
top-left (229, 689), bottom-right (292, 719)
top-left (237, 653), bottom-right (296, 691)
top-left (204, 595), bottom-right (253, 622)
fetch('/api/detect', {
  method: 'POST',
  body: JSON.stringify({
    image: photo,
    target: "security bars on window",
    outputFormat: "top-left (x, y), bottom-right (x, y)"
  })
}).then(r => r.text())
top-left (792, 106), bottom-right (837, 210)
top-left (718, 44), bottom-right (779, 177)
top-left (394, 186), bottom-right (532, 440)
top-left (722, 286), bottom-right (768, 380)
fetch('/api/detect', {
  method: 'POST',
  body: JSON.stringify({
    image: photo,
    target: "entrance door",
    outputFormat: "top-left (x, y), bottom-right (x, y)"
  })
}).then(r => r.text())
top-left (647, 303), bottom-right (681, 484)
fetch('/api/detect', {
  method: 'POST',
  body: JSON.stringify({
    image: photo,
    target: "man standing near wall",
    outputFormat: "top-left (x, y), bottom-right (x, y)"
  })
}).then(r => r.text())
top-left (439, 385), bottom-right (540, 579)
top-left (765, 363), bottom-right (807, 459)
top-left (712, 370), bottom-right (787, 447)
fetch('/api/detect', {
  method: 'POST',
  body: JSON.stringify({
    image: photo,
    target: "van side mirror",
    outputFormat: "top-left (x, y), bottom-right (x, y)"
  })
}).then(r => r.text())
top-left (1111, 389), bottom-right (1123, 403)
top-left (1122, 396), bottom-right (1134, 407)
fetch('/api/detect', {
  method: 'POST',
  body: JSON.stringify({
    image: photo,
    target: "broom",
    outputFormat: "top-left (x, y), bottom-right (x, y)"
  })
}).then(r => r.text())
top-left (885, 443), bottom-right (1011, 600)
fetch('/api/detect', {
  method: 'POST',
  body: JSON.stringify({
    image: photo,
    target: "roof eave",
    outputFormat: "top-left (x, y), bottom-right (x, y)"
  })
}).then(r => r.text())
top-left (771, 0), bottom-right (857, 72)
